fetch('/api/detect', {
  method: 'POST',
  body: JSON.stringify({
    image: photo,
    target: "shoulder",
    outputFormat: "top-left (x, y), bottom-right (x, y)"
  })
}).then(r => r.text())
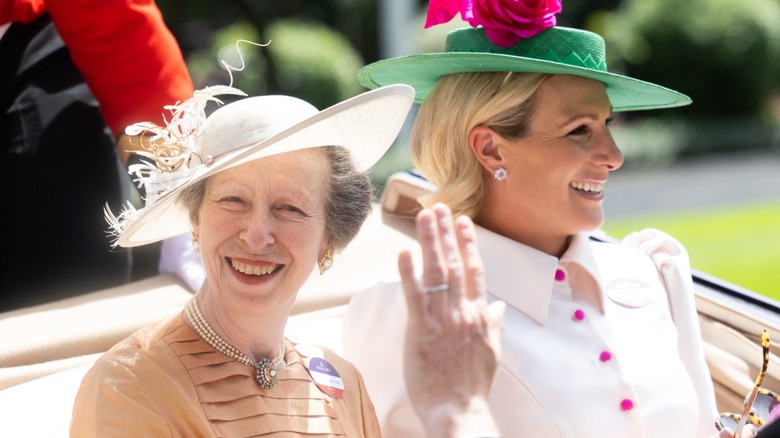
top-left (287, 341), bottom-right (381, 435)
top-left (72, 319), bottom-right (179, 436)
top-left (619, 228), bottom-right (689, 261)
top-left (291, 341), bottom-right (360, 379)
top-left (590, 229), bottom-right (690, 271)
top-left (289, 340), bottom-right (374, 401)
top-left (588, 235), bottom-right (659, 276)
top-left (72, 314), bottom-right (199, 435)
top-left (593, 230), bottom-right (699, 317)
top-left (87, 314), bottom-right (188, 380)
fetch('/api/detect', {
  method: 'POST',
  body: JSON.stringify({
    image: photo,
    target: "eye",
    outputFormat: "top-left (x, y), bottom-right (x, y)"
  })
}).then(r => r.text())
top-left (568, 116), bottom-right (614, 136)
top-left (218, 196), bottom-right (248, 208)
top-left (568, 124), bottom-right (590, 136)
top-left (279, 204), bottom-right (305, 215)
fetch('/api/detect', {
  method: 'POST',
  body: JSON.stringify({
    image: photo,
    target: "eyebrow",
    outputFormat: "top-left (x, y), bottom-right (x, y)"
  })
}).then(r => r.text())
top-left (560, 107), bottom-right (614, 126)
top-left (559, 113), bottom-right (598, 127)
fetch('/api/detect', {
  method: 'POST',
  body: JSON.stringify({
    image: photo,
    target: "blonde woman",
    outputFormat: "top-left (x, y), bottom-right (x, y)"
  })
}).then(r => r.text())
top-left (342, 1), bottom-right (740, 436)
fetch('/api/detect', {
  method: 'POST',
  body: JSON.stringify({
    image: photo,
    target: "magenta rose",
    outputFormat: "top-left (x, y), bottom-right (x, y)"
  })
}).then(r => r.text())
top-left (425, 0), bottom-right (463, 28)
top-left (425, 0), bottom-right (562, 47)
top-left (466, 0), bottom-right (562, 46)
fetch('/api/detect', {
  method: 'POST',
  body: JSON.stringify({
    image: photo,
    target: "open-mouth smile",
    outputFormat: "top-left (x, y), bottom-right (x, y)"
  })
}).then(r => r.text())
top-left (229, 258), bottom-right (280, 276)
top-left (570, 181), bottom-right (604, 194)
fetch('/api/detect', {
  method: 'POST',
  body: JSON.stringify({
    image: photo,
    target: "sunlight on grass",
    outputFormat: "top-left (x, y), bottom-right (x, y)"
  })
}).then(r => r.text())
top-left (602, 202), bottom-right (780, 302)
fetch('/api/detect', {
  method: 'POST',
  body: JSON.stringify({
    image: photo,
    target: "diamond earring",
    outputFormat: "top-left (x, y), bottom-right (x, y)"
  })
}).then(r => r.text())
top-left (493, 166), bottom-right (507, 181)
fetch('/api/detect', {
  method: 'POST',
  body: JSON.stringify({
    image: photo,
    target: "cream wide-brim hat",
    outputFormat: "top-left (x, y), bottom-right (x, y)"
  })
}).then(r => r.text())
top-left (114, 84), bottom-right (415, 247)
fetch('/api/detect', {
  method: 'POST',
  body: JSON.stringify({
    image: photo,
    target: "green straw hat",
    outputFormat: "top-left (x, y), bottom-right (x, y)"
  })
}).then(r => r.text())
top-left (359, 26), bottom-right (691, 112)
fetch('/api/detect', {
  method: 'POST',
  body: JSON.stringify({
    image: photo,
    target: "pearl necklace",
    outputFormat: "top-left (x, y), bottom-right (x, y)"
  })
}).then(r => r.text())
top-left (184, 298), bottom-right (285, 389)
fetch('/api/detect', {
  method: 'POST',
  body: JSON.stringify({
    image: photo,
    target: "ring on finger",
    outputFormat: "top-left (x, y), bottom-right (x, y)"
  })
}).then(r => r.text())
top-left (422, 283), bottom-right (449, 294)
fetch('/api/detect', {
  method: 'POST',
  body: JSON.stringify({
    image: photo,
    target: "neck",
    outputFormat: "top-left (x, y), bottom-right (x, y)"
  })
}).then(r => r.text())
top-left (516, 230), bottom-right (572, 258)
top-left (476, 185), bottom-right (573, 257)
top-left (476, 189), bottom-right (571, 257)
top-left (475, 215), bottom-right (571, 258)
top-left (195, 291), bottom-right (287, 362)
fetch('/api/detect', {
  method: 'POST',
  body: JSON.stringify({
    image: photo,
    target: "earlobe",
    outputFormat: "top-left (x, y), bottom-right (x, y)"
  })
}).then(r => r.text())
top-left (191, 217), bottom-right (201, 248)
top-left (318, 247), bottom-right (334, 275)
top-left (468, 126), bottom-right (505, 172)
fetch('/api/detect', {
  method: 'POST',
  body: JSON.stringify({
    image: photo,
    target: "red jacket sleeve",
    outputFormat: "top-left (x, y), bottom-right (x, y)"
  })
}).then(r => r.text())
top-left (45, 0), bottom-right (195, 135)
top-left (1, 0), bottom-right (46, 24)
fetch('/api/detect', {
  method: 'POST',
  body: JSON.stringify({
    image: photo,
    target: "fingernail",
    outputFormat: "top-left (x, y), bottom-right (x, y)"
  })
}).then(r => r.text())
top-left (457, 219), bottom-right (474, 236)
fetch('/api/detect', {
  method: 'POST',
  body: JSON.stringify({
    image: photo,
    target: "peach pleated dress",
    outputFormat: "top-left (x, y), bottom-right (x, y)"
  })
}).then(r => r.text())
top-left (71, 314), bottom-right (380, 437)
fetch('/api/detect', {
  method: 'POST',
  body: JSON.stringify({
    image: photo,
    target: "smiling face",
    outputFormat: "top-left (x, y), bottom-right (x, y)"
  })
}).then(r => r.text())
top-left (192, 148), bottom-right (330, 315)
top-left (476, 74), bottom-right (624, 256)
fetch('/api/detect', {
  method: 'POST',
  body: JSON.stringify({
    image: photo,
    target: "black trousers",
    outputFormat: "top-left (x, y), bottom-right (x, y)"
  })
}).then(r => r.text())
top-left (0, 15), bottom-right (136, 310)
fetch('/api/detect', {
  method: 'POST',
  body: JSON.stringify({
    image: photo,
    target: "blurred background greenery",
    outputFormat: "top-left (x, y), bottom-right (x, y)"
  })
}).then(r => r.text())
top-left (157, 0), bottom-right (780, 166)
top-left (156, 0), bottom-right (780, 299)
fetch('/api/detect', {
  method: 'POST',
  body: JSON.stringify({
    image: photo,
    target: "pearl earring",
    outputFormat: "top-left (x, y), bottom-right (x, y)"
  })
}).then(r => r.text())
top-left (318, 250), bottom-right (334, 275)
top-left (191, 234), bottom-right (200, 253)
top-left (493, 166), bottom-right (507, 181)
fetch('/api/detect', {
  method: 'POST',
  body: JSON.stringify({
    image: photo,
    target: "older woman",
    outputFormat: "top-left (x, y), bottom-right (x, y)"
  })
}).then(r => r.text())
top-left (70, 84), bottom-right (414, 436)
top-left (342, 2), bottom-right (738, 437)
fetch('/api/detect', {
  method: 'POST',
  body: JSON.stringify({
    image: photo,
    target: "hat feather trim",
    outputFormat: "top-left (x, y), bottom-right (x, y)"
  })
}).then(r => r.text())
top-left (106, 85), bottom-right (247, 246)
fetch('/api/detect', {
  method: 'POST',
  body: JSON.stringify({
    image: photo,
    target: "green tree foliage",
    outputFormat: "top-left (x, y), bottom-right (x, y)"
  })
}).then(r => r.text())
top-left (184, 19), bottom-right (364, 109)
top-left (266, 19), bottom-right (364, 108)
top-left (186, 22), bottom-right (266, 96)
top-left (594, 0), bottom-right (780, 120)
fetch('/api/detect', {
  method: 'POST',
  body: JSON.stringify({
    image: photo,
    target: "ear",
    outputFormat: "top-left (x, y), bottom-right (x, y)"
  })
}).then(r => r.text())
top-left (468, 126), bottom-right (506, 174)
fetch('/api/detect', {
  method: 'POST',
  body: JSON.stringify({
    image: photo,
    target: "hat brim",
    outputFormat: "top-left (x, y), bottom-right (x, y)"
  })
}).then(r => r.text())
top-left (359, 52), bottom-right (691, 112)
top-left (117, 84), bottom-right (414, 247)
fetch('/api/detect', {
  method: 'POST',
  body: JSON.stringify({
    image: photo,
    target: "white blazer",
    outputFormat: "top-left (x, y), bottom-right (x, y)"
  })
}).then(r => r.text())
top-left (342, 227), bottom-right (718, 437)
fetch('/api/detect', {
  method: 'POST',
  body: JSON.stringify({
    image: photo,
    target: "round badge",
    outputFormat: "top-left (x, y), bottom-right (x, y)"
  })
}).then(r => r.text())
top-left (307, 357), bottom-right (344, 398)
top-left (605, 278), bottom-right (656, 308)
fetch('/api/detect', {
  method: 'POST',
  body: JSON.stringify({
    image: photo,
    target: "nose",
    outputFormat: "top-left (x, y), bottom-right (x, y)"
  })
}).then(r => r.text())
top-left (239, 210), bottom-right (276, 249)
top-left (594, 131), bottom-right (624, 171)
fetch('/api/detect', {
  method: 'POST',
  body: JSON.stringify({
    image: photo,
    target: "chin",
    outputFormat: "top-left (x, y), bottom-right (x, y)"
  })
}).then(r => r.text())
top-left (575, 215), bottom-right (605, 234)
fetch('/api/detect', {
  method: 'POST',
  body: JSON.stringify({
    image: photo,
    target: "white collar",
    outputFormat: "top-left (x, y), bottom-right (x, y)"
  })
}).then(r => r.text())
top-left (477, 227), bottom-right (604, 325)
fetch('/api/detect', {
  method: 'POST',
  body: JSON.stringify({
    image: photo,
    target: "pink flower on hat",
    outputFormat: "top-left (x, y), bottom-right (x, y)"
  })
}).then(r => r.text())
top-left (425, 0), bottom-right (463, 28)
top-left (425, 0), bottom-right (562, 47)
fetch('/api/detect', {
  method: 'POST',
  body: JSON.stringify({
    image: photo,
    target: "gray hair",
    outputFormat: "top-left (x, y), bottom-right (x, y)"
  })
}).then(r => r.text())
top-left (178, 146), bottom-right (372, 252)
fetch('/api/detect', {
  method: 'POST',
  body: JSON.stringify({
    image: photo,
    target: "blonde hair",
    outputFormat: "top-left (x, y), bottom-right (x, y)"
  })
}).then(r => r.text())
top-left (411, 71), bottom-right (549, 218)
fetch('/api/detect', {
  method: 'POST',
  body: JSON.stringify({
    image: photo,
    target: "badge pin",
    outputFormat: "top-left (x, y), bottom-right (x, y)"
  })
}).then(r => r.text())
top-left (307, 357), bottom-right (345, 398)
top-left (605, 278), bottom-right (656, 308)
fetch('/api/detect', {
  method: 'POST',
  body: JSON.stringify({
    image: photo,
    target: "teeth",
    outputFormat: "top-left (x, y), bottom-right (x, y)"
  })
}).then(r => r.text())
top-left (231, 259), bottom-right (277, 276)
top-left (570, 182), bottom-right (604, 193)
